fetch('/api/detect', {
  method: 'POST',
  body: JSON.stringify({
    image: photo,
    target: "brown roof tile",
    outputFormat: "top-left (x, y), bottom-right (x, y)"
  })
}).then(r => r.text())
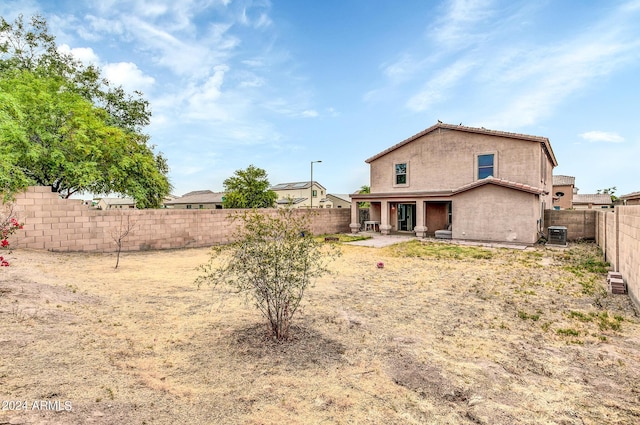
top-left (620, 191), bottom-right (640, 200)
top-left (553, 175), bottom-right (575, 186)
top-left (452, 177), bottom-right (546, 196)
top-left (573, 194), bottom-right (612, 205)
top-left (165, 190), bottom-right (224, 204)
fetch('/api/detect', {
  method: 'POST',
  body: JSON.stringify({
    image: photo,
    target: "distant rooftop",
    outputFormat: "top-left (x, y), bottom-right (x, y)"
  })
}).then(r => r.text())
top-left (275, 197), bottom-right (307, 205)
top-left (328, 193), bottom-right (352, 203)
top-left (165, 190), bottom-right (224, 204)
top-left (619, 191), bottom-right (640, 200)
top-left (271, 181), bottom-right (326, 191)
top-left (553, 175), bottom-right (575, 186)
top-left (573, 193), bottom-right (612, 205)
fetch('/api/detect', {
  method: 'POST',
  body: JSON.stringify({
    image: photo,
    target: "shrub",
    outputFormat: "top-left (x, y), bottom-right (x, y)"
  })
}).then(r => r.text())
top-left (1, 204), bottom-right (23, 266)
top-left (196, 209), bottom-right (340, 341)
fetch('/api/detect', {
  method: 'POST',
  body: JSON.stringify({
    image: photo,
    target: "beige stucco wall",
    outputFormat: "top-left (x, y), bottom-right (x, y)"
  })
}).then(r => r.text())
top-left (6, 187), bottom-right (350, 252)
top-left (326, 195), bottom-right (351, 209)
top-left (552, 184), bottom-right (574, 209)
top-left (369, 128), bottom-right (554, 206)
top-left (451, 185), bottom-right (541, 244)
top-left (573, 204), bottom-right (613, 210)
top-left (166, 203), bottom-right (222, 209)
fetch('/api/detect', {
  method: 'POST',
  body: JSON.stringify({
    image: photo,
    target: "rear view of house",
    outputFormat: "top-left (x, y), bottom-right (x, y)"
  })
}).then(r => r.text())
top-left (350, 122), bottom-right (558, 244)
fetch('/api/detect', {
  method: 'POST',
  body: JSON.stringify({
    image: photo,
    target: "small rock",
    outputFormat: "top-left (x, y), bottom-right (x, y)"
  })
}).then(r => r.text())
top-left (468, 395), bottom-right (484, 406)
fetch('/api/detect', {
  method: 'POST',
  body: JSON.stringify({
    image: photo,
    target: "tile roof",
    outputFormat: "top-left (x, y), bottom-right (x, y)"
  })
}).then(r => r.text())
top-left (350, 177), bottom-right (546, 199)
top-left (573, 194), bottom-right (612, 205)
top-left (452, 176), bottom-right (547, 196)
top-left (619, 191), bottom-right (640, 200)
top-left (328, 193), bottom-right (352, 203)
top-left (165, 190), bottom-right (224, 204)
top-left (553, 175), bottom-right (575, 186)
top-left (365, 122), bottom-right (558, 167)
top-left (276, 197), bottom-right (307, 205)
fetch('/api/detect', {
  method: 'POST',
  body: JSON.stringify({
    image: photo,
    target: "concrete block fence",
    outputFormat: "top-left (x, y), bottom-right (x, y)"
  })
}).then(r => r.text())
top-left (6, 186), bottom-right (351, 253)
top-left (544, 209), bottom-right (596, 241)
top-left (596, 206), bottom-right (640, 310)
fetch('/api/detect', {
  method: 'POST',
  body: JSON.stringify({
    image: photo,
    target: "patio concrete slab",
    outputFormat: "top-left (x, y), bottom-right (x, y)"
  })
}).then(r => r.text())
top-left (344, 232), bottom-right (529, 250)
top-left (345, 232), bottom-right (417, 247)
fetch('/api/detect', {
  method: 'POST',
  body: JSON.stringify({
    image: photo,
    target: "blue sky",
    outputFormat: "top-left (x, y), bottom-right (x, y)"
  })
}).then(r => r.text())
top-left (2, 0), bottom-right (639, 197)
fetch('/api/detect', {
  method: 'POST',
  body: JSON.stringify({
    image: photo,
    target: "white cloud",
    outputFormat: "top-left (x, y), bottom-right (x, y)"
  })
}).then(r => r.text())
top-left (580, 131), bottom-right (625, 143)
top-left (302, 110), bottom-right (318, 118)
top-left (58, 44), bottom-right (100, 64)
top-left (103, 62), bottom-right (156, 93)
top-left (184, 65), bottom-right (230, 120)
top-left (406, 59), bottom-right (475, 112)
top-left (430, 0), bottom-right (496, 47)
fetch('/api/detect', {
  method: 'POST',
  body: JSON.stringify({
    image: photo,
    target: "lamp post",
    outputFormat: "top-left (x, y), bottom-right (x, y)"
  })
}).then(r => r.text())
top-left (310, 160), bottom-right (322, 209)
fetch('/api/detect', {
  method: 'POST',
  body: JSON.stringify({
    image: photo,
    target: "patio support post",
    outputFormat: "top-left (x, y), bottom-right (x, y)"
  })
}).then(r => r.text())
top-left (349, 199), bottom-right (360, 233)
top-left (414, 200), bottom-right (427, 238)
top-left (379, 200), bottom-right (392, 235)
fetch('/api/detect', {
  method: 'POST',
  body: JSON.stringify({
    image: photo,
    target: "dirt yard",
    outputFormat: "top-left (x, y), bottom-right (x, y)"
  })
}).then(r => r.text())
top-left (1, 240), bottom-right (639, 424)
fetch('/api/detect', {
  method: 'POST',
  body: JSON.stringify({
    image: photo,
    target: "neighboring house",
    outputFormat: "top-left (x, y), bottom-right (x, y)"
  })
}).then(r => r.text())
top-left (619, 191), bottom-right (640, 206)
top-left (552, 175), bottom-right (575, 210)
top-left (164, 190), bottom-right (224, 209)
top-left (326, 194), bottom-right (352, 209)
top-left (350, 122), bottom-right (558, 244)
top-left (96, 197), bottom-right (136, 210)
top-left (572, 193), bottom-right (613, 209)
top-left (271, 182), bottom-right (330, 208)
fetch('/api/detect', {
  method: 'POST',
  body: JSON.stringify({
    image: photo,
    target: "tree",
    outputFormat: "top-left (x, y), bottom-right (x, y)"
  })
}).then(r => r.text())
top-left (111, 212), bottom-right (137, 269)
top-left (222, 165), bottom-right (277, 208)
top-left (0, 15), bottom-right (170, 207)
top-left (596, 187), bottom-right (617, 201)
top-left (196, 209), bottom-right (340, 340)
top-left (0, 91), bottom-right (31, 200)
top-left (357, 184), bottom-right (370, 208)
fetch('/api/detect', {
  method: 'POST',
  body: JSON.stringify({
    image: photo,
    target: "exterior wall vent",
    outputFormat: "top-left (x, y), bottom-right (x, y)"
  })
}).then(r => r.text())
top-left (548, 226), bottom-right (567, 246)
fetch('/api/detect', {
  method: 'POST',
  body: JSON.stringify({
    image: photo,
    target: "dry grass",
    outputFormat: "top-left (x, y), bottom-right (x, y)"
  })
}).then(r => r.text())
top-left (1, 241), bottom-right (639, 424)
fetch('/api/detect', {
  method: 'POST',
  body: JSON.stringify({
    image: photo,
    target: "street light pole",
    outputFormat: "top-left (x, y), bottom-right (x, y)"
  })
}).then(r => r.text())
top-left (310, 160), bottom-right (322, 209)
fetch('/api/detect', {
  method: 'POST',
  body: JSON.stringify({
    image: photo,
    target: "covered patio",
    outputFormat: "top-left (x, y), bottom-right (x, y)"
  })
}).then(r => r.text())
top-left (349, 192), bottom-right (453, 238)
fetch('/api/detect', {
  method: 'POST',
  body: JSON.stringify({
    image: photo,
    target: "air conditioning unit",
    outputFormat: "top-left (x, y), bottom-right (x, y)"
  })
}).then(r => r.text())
top-left (548, 226), bottom-right (567, 246)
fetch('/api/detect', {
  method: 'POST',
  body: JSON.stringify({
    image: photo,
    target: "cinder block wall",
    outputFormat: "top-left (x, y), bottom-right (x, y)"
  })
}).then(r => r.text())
top-left (544, 210), bottom-right (596, 240)
top-left (604, 211), bottom-right (618, 269)
top-left (614, 206), bottom-right (640, 309)
top-left (7, 187), bottom-right (351, 252)
top-left (595, 207), bottom-right (640, 311)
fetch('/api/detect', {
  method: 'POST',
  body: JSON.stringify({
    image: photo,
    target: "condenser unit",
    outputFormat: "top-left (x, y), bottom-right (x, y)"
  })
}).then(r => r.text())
top-left (548, 226), bottom-right (567, 246)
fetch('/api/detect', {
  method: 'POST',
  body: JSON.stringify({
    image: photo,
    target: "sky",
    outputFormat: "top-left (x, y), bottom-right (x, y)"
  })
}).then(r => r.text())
top-left (2, 0), bottom-right (639, 198)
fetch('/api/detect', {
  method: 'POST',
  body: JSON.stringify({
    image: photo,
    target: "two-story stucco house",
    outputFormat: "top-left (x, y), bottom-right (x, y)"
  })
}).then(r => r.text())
top-left (350, 122), bottom-right (558, 245)
top-left (271, 181), bottom-right (330, 208)
top-left (552, 175), bottom-right (575, 210)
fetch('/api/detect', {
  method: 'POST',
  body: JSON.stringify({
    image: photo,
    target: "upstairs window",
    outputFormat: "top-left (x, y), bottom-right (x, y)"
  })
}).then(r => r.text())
top-left (395, 163), bottom-right (407, 185)
top-left (477, 154), bottom-right (494, 179)
top-left (312, 190), bottom-right (317, 197)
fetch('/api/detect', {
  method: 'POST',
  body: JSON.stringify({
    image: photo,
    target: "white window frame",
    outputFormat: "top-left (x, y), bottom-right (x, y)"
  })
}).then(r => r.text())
top-left (393, 162), bottom-right (409, 187)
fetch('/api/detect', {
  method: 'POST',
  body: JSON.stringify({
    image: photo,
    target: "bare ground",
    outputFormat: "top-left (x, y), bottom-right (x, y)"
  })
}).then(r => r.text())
top-left (1, 241), bottom-right (639, 424)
